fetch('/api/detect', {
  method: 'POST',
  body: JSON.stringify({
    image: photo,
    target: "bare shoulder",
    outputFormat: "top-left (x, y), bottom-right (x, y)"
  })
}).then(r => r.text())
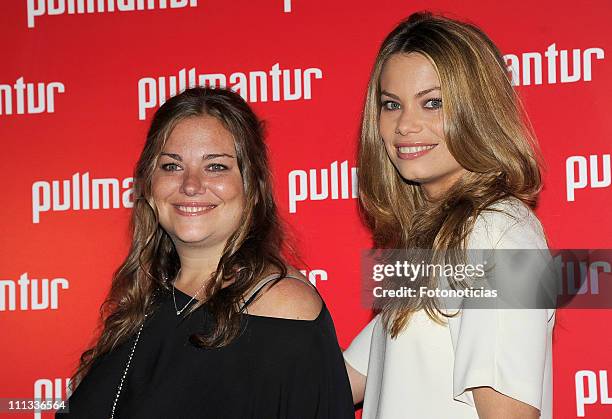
top-left (246, 269), bottom-right (323, 321)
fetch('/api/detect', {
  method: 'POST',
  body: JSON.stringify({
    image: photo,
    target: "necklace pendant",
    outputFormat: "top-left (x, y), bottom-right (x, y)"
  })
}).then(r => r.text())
top-left (177, 310), bottom-right (181, 315)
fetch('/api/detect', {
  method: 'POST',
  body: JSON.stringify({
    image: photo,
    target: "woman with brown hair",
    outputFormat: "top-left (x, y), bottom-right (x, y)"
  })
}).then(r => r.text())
top-left (344, 12), bottom-right (554, 419)
top-left (58, 87), bottom-right (354, 418)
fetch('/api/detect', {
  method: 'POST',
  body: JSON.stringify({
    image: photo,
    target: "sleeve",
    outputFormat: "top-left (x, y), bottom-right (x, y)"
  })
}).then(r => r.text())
top-left (450, 202), bottom-right (555, 410)
top-left (450, 308), bottom-right (551, 409)
top-left (343, 315), bottom-right (378, 376)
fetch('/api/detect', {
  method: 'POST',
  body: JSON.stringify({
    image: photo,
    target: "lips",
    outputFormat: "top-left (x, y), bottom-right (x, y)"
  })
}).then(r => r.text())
top-left (395, 143), bottom-right (437, 160)
top-left (172, 203), bottom-right (217, 216)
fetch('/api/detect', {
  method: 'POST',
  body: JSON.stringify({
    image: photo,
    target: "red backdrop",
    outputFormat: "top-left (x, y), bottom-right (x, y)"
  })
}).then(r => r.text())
top-left (1, 1), bottom-right (611, 418)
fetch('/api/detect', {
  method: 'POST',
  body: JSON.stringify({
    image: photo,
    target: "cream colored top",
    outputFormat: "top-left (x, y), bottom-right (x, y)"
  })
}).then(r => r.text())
top-left (344, 198), bottom-right (555, 419)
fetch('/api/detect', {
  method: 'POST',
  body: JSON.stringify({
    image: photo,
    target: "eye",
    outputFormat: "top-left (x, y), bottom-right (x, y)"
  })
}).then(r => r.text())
top-left (207, 163), bottom-right (229, 172)
top-left (381, 100), bottom-right (401, 111)
top-left (160, 162), bottom-right (182, 171)
top-left (424, 98), bottom-right (442, 110)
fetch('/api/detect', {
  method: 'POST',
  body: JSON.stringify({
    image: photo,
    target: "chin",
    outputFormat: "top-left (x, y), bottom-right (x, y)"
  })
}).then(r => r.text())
top-left (396, 167), bottom-right (430, 184)
top-left (169, 229), bottom-right (213, 245)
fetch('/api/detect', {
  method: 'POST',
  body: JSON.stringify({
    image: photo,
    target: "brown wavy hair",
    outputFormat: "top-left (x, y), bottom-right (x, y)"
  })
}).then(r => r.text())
top-left (73, 87), bottom-right (287, 387)
top-left (358, 12), bottom-right (544, 337)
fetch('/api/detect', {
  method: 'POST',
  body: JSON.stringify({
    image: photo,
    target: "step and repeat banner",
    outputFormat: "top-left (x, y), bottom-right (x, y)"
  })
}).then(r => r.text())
top-left (1, 1), bottom-right (611, 418)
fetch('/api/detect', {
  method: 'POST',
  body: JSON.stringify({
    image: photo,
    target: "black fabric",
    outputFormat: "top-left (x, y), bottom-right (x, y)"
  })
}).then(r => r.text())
top-left (57, 283), bottom-right (354, 419)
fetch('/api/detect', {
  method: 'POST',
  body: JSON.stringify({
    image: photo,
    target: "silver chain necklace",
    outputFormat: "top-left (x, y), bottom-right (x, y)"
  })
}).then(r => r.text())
top-left (109, 313), bottom-right (147, 419)
top-left (109, 271), bottom-right (206, 418)
top-left (171, 275), bottom-right (207, 316)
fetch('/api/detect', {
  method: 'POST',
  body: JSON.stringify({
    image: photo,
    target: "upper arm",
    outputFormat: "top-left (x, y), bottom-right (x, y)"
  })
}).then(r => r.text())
top-left (246, 274), bottom-right (322, 320)
top-left (343, 315), bottom-right (378, 405)
top-left (472, 387), bottom-right (540, 419)
top-left (345, 360), bottom-right (366, 405)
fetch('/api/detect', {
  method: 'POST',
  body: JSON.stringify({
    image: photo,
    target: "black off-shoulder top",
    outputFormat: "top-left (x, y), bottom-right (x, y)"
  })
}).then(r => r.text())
top-left (57, 278), bottom-right (354, 419)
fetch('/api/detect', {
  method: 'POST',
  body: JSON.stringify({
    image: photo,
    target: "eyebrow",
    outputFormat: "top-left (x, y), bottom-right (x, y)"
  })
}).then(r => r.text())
top-left (160, 152), bottom-right (236, 161)
top-left (381, 86), bottom-right (441, 99)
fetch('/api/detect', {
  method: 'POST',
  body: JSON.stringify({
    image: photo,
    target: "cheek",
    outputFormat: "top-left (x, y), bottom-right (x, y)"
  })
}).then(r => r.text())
top-left (426, 115), bottom-right (445, 141)
top-left (436, 142), bottom-right (461, 169)
top-left (378, 121), bottom-right (395, 154)
top-left (151, 176), bottom-right (175, 201)
top-left (423, 119), bottom-right (453, 163)
top-left (378, 113), bottom-right (395, 139)
top-left (382, 140), bottom-right (396, 165)
top-left (150, 176), bottom-right (163, 204)
top-left (209, 174), bottom-right (245, 202)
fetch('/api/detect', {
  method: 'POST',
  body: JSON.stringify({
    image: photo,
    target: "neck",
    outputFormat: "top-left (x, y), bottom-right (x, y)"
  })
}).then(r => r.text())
top-left (173, 240), bottom-right (226, 290)
top-left (421, 169), bottom-right (467, 201)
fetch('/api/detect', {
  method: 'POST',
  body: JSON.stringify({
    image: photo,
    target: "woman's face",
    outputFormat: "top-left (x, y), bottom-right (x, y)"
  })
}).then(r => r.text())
top-left (151, 115), bottom-right (245, 249)
top-left (378, 53), bottom-right (466, 198)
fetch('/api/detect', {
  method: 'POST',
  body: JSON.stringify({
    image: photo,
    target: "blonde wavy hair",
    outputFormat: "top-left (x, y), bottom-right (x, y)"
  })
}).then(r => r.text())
top-left (358, 12), bottom-right (544, 337)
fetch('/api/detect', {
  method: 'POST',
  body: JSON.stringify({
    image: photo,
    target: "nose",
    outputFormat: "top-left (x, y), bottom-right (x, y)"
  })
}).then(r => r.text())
top-left (395, 108), bottom-right (423, 136)
top-left (179, 169), bottom-right (206, 196)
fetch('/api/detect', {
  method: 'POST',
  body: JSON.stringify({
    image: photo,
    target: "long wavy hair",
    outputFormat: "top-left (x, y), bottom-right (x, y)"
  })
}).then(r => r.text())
top-left (73, 87), bottom-right (287, 387)
top-left (358, 12), bottom-right (544, 337)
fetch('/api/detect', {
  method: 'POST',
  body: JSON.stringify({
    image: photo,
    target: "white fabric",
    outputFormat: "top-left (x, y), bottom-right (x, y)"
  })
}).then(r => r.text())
top-left (344, 198), bottom-right (555, 418)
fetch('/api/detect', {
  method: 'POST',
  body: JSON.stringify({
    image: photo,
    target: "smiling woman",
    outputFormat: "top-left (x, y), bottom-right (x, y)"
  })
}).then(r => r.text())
top-left (57, 87), bottom-right (354, 419)
top-left (378, 53), bottom-right (466, 199)
top-left (344, 11), bottom-right (554, 419)
top-left (152, 116), bottom-right (245, 252)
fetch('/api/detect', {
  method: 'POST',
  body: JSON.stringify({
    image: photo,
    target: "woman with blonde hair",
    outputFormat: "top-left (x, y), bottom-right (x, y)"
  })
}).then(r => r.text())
top-left (58, 87), bottom-right (354, 418)
top-left (344, 12), bottom-right (554, 419)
